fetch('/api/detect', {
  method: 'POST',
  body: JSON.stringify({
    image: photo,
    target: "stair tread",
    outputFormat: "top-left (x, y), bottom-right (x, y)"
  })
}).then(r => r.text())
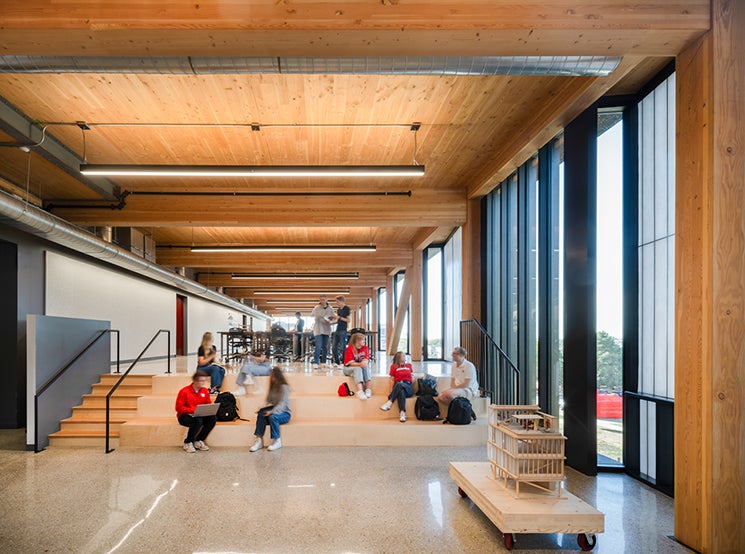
top-left (49, 430), bottom-right (120, 437)
top-left (122, 416), bottom-right (484, 426)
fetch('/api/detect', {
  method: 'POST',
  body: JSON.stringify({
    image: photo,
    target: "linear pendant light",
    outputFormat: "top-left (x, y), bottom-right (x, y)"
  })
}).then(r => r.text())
top-left (192, 245), bottom-right (375, 253)
top-left (80, 164), bottom-right (424, 177)
top-left (232, 272), bottom-right (359, 280)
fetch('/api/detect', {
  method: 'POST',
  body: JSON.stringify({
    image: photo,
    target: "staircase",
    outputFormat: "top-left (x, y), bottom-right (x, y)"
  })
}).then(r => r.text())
top-left (48, 374), bottom-right (154, 448)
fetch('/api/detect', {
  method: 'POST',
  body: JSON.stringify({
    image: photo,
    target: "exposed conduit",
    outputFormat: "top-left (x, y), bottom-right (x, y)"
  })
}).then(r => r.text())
top-left (0, 55), bottom-right (622, 77)
top-left (0, 188), bottom-right (267, 320)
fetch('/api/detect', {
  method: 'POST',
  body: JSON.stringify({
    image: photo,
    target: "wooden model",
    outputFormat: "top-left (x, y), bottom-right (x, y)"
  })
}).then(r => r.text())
top-left (487, 405), bottom-right (566, 498)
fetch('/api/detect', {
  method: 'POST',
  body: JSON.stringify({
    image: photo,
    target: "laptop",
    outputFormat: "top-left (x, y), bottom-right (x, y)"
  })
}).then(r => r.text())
top-left (193, 403), bottom-right (219, 417)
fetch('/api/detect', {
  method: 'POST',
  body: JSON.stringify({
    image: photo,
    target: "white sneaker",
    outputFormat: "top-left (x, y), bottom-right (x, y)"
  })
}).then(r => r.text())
top-left (400, 411), bottom-right (407, 422)
top-left (249, 437), bottom-right (263, 452)
top-left (380, 400), bottom-right (393, 411)
top-left (357, 390), bottom-right (367, 401)
top-left (232, 388), bottom-right (246, 397)
top-left (194, 440), bottom-right (210, 451)
top-left (267, 438), bottom-right (282, 451)
top-left (312, 363), bottom-right (319, 370)
top-left (365, 389), bottom-right (373, 398)
top-left (183, 442), bottom-right (196, 453)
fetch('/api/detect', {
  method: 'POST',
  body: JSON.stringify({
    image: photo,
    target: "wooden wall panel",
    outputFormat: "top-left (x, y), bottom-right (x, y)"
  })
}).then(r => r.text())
top-left (461, 198), bottom-right (481, 321)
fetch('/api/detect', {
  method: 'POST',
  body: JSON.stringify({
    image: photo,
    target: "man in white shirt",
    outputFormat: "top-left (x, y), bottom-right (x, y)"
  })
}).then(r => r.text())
top-left (310, 295), bottom-right (335, 368)
top-left (438, 346), bottom-right (480, 405)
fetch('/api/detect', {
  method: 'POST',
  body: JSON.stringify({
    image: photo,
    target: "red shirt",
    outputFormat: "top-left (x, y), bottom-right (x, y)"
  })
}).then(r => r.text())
top-left (175, 384), bottom-right (212, 418)
top-left (344, 344), bottom-right (370, 365)
top-left (389, 363), bottom-right (413, 383)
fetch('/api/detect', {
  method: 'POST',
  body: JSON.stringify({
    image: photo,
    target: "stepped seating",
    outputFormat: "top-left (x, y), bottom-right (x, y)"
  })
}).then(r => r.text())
top-left (48, 374), bottom-right (155, 448)
top-left (119, 371), bottom-right (488, 448)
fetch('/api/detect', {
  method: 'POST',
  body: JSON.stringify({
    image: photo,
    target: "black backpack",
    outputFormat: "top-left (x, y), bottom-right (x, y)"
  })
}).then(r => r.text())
top-left (443, 397), bottom-right (477, 425)
top-left (415, 395), bottom-right (441, 420)
top-left (214, 392), bottom-right (240, 422)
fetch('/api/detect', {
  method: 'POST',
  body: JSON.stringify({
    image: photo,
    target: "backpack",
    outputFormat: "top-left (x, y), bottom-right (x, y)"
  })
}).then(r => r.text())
top-left (443, 397), bottom-right (477, 425)
top-left (415, 394), bottom-right (441, 420)
top-left (337, 382), bottom-right (355, 397)
top-left (416, 376), bottom-right (439, 397)
top-left (214, 392), bottom-right (240, 422)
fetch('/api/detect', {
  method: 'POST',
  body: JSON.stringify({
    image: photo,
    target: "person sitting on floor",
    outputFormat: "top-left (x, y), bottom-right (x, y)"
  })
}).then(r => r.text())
top-left (249, 366), bottom-right (292, 452)
top-left (233, 350), bottom-right (271, 396)
top-left (175, 370), bottom-right (216, 453)
top-left (380, 351), bottom-right (414, 422)
top-left (437, 346), bottom-right (480, 405)
top-left (196, 331), bottom-right (226, 394)
top-left (343, 332), bottom-right (372, 400)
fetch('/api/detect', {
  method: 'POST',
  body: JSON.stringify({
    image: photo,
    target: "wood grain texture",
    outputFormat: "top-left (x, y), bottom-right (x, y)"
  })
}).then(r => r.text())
top-left (711, 0), bottom-right (745, 550)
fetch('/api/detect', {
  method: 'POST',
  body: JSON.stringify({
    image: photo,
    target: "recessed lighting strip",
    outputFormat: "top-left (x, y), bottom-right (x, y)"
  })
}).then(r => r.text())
top-left (192, 245), bottom-right (375, 253)
top-left (231, 272), bottom-right (359, 280)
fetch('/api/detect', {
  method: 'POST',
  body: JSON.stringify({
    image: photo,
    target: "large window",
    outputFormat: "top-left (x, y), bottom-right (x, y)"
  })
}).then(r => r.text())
top-left (442, 228), bottom-right (462, 356)
top-left (424, 246), bottom-right (444, 359)
top-left (377, 287), bottom-right (387, 353)
top-left (394, 271), bottom-right (410, 353)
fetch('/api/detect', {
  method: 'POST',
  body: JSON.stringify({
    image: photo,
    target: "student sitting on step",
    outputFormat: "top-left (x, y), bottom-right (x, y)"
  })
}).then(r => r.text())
top-left (342, 332), bottom-right (372, 400)
top-left (437, 346), bottom-right (480, 406)
top-left (380, 351), bottom-right (414, 422)
top-left (250, 366), bottom-right (292, 452)
top-left (233, 350), bottom-right (271, 396)
top-left (175, 370), bottom-right (217, 453)
top-left (196, 331), bottom-right (226, 394)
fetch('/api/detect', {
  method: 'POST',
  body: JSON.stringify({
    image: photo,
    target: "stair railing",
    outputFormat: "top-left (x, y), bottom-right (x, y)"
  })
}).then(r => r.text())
top-left (460, 319), bottom-right (520, 404)
top-left (105, 329), bottom-right (171, 453)
top-left (34, 329), bottom-right (120, 453)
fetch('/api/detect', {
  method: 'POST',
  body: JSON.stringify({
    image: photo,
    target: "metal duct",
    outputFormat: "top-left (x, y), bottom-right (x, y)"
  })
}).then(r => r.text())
top-left (0, 189), bottom-right (267, 320)
top-left (0, 55), bottom-right (622, 77)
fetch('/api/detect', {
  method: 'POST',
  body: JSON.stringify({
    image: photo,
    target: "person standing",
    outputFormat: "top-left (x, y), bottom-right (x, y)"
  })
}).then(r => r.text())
top-left (196, 331), bottom-right (226, 394)
top-left (311, 295), bottom-right (334, 369)
top-left (249, 366), bottom-right (292, 452)
top-left (380, 351), bottom-right (414, 422)
top-left (331, 295), bottom-right (351, 366)
top-left (437, 346), bottom-right (480, 405)
top-left (293, 311), bottom-right (305, 360)
top-left (175, 370), bottom-right (216, 453)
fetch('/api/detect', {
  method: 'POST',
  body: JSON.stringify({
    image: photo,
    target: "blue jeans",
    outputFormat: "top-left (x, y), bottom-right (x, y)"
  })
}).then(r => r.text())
top-left (237, 362), bottom-right (271, 385)
top-left (388, 381), bottom-right (414, 411)
top-left (313, 334), bottom-right (330, 364)
top-left (331, 329), bottom-right (348, 364)
top-left (254, 410), bottom-right (291, 440)
top-left (197, 363), bottom-right (225, 389)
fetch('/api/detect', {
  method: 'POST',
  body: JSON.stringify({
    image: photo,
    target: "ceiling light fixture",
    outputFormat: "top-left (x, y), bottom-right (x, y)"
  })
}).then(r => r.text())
top-left (80, 164), bottom-right (424, 178)
top-left (231, 272), bottom-right (360, 280)
top-left (191, 245), bottom-right (375, 253)
top-left (253, 290), bottom-right (350, 295)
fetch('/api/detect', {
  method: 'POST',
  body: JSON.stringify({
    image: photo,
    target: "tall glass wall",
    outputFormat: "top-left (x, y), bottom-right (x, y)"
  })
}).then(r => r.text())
top-left (442, 228), bottom-right (462, 356)
top-left (377, 287), bottom-right (387, 353)
top-left (424, 246), bottom-right (444, 359)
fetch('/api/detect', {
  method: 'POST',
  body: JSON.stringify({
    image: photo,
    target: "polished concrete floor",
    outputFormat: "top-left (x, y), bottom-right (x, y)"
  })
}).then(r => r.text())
top-left (0, 428), bottom-right (693, 554)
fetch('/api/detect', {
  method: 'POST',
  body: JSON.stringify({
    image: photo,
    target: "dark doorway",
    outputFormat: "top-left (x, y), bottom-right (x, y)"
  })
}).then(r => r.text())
top-left (176, 295), bottom-right (187, 356)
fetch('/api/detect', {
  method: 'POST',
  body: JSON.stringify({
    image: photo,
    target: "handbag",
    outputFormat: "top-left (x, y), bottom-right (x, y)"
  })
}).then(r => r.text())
top-left (416, 376), bottom-right (438, 396)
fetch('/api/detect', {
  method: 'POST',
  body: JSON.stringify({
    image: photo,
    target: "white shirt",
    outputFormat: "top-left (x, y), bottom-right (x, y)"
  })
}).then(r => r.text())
top-left (311, 303), bottom-right (335, 336)
top-left (453, 359), bottom-right (479, 392)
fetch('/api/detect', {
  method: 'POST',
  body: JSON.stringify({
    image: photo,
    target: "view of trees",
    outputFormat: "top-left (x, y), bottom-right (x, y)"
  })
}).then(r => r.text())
top-left (597, 330), bottom-right (622, 391)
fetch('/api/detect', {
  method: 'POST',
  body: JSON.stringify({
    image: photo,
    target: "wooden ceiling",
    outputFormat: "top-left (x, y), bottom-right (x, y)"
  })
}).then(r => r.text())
top-left (0, 1), bottom-right (708, 316)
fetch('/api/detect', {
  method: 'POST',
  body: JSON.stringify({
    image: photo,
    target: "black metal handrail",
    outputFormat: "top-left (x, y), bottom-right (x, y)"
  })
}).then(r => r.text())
top-left (460, 319), bottom-right (520, 404)
top-left (105, 329), bottom-right (171, 453)
top-left (34, 329), bottom-right (120, 453)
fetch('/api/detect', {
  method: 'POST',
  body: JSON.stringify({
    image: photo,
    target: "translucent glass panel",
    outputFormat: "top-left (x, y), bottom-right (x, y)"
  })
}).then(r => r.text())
top-left (443, 228), bottom-right (462, 356)
top-left (639, 399), bottom-right (657, 479)
top-left (638, 74), bottom-right (676, 399)
top-left (507, 174), bottom-right (519, 358)
top-left (395, 272), bottom-right (410, 353)
top-left (525, 158), bottom-right (539, 403)
top-left (553, 137), bottom-right (565, 419)
top-left (378, 288), bottom-right (387, 352)
top-left (425, 247), bottom-right (444, 359)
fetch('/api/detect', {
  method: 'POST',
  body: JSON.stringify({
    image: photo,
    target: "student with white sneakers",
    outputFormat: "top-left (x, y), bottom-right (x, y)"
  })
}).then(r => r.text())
top-left (175, 370), bottom-right (216, 453)
top-left (342, 332), bottom-right (372, 400)
top-left (437, 346), bottom-right (480, 405)
top-left (249, 366), bottom-right (292, 452)
top-left (233, 350), bottom-right (271, 396)
top-left (380, 351), bottom-right (414, 422)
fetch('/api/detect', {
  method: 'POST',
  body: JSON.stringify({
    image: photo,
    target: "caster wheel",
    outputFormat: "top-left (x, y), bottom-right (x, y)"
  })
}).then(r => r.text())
top-left (577, 533), bottom-right (597, 551)
top-left (457, 486), bottom-right (468, 498)
top-left (503, 533), bottom-right (515, 551)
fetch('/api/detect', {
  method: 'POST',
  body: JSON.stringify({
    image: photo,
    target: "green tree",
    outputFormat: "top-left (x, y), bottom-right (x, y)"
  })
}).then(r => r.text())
top-left (596, 331), bottom-right (622, 391)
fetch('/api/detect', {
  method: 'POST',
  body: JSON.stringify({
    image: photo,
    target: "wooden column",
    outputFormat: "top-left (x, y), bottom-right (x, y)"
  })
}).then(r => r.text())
top-left (462, 198), bottom-right (482, 321)
top-left (675, 1), bottom-right (745, 551)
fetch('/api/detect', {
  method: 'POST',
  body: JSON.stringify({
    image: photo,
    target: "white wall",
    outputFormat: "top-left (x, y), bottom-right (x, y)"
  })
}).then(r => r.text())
top-left (44, 251), bottom-right (262, 360)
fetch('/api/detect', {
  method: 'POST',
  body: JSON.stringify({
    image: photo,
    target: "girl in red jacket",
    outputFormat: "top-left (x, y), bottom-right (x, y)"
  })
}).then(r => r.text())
top-left (380, 351), bottom-right (414, 422)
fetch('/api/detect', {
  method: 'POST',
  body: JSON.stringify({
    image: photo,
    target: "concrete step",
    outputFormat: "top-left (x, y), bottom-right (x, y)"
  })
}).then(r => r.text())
top-left (119, 417), bottom-right (488, 448)
top-left (137, 394), bottom-right (489, 420)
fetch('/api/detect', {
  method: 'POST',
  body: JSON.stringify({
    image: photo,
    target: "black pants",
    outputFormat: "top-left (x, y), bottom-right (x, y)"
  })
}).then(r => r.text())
top-left (178, 414), bottom-right (217, 444)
